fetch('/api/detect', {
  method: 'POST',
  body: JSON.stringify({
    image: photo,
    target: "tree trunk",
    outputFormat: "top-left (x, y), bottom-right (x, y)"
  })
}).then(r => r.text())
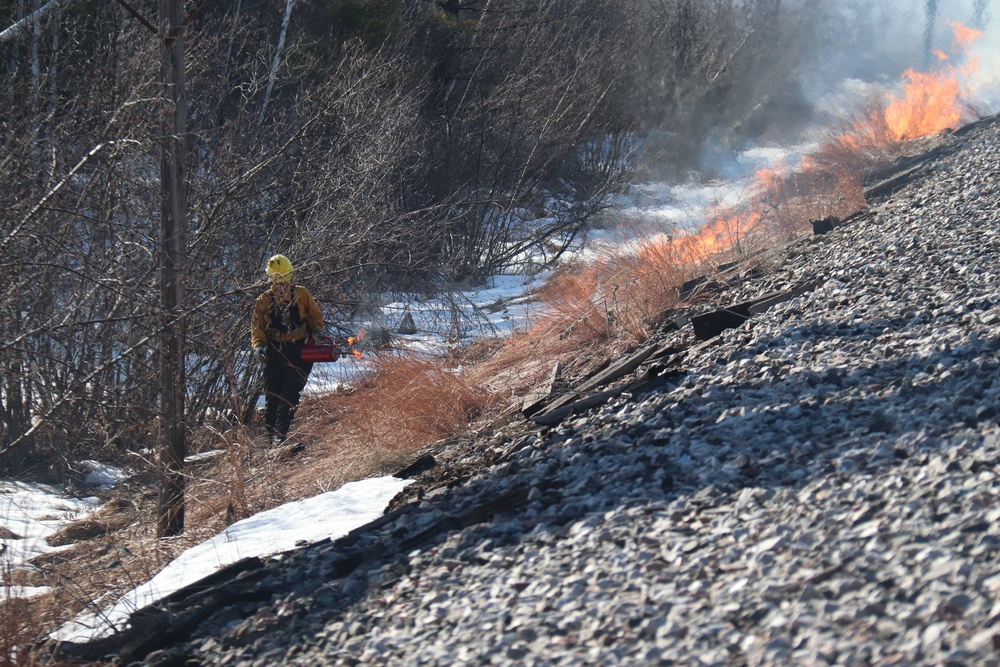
top-left (29, 0), bottom-right (41, 180)
top-left (157, 0), bottom-right (187, 538)
top-left (257, 0), bottom-right (295, 131)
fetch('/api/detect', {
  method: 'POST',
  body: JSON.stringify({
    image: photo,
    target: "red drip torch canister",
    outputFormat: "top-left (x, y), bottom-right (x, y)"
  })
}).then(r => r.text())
top-left (301, 335), bottom-right (341, 363)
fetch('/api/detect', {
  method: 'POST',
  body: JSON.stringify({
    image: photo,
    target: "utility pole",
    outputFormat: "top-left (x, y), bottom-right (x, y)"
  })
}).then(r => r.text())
top-left (973, 0), bottom-right (989, 30)
top-left (923, 0), bottom-right (938, 69)
top-left (157, 0), bottom-right (187, 537)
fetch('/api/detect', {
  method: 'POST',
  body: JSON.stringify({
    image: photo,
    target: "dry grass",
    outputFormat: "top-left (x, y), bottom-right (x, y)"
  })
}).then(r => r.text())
top-left (522, 224), bottom-right (702, 347)
top-left (0, 99), bottom-right (961, 664)
top-left (327, 353), bottom-right (490, 451)
top-left (1, 584), bottom-right (59, 667)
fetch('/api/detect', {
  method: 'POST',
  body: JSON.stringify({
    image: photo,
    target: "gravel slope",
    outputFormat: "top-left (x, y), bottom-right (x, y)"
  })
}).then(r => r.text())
top-left (62, 115), bottom-right (1000, 666)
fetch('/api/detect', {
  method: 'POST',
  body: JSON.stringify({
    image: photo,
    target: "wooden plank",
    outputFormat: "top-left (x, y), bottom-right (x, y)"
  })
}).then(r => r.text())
top-left (575, 342), bottom-right (658, 393)
top-left (747, 281), bottom-right (820, 315)
top-left (691, 305), bottom-right (752, 340)
top-left (530, 386), bottom-right (627, 426)
top-left (863, 164), bottom-right (926, 201)
top-left (527, 343), bottom-right (658, 421)
top-left (692, 283), bottom-right (819, 339)
top-left (521, 362), bottom-right (564, 418)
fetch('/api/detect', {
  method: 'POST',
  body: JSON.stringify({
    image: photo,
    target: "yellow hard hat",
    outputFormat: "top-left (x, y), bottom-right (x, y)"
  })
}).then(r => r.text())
top-left (266, 255), bottom-right (294, 283)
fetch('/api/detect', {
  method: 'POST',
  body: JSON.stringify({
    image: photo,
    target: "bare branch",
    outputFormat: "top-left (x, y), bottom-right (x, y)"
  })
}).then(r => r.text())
top-left (0, 0), bottom-right (60, 44)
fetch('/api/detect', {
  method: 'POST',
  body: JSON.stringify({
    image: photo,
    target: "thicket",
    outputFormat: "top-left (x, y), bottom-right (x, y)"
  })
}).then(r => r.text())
top-left (0, 0), bottom-right (846, 477)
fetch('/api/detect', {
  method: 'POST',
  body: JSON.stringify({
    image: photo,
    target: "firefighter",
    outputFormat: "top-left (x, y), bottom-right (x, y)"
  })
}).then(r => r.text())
top-left (251, 255), bottom-right (326, 444)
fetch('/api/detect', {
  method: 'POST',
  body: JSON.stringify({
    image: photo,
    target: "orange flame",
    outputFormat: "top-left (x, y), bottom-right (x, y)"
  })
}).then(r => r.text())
top-left (951, 21), bottom-right (983, 48)
top-left (884, 22), bottom-right (981, 141)
top-left (664, 166), bottom-right (781, 264)
top-left (634, 23), bottom-right (984, 278)
top-left (348, 327), bottom-right (366, 359)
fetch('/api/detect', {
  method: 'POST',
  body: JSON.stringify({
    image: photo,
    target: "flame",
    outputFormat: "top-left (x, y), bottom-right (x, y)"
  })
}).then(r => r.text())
top-left (883, 22), bottom-right (981, 141)
top-left (662, 166), bottom-right (781, 264)
top-left (951, 21), bottom-right (983, 48)
top-left (348, 327), bottom-right (366, 359)
top-left (622, 23), bottom-right (986, 286)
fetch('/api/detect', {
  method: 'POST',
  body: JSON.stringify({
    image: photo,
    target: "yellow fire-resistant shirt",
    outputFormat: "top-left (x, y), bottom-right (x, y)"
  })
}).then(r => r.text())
top-left (250, 285), bottom-right (325, 349)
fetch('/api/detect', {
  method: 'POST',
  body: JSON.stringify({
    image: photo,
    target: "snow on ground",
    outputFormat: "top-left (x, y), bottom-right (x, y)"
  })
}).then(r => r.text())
top-left (0, 481), bottom-right (100, 601)
top-left (76, 460), bottom-right (128, 488)
top-left (306, 271), bottom-right (551, 395)
top-left (52, 475), bottom-right (410, 642)
top-left (608, 142), bottom-right (815, 234)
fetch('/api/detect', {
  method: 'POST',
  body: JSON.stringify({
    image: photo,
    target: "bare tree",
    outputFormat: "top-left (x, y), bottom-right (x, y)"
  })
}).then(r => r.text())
top-left (411, 0), bottom-right (633, 280)
top-left (0, 0), bottom-right (57, 44)
top-left (256, 0), bottom-right (295, 131)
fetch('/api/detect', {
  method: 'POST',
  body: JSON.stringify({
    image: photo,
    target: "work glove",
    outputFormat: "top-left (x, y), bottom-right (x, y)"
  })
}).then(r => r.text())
top-left (308, 329), bottom-right (328, 343)
top-left (254, 346), bottom-right (267, 363)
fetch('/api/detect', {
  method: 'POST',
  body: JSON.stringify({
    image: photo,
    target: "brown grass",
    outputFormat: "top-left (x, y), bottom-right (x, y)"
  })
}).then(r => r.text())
top-left (335, 353), bottom-right (490, 450)
top-left (1, 98), bottom-right (958, 663)
top-left (526, 226), bottom-right (701, 347)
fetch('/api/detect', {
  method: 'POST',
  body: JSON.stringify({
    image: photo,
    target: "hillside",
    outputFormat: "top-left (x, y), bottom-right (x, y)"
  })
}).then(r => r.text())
top-left (53, 114), bottom-right (1000, 666)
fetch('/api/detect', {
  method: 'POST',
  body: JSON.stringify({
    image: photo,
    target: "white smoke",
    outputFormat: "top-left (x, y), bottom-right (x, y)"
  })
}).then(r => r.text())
top-left (614, 0), bottom-right (1000, 227)
top-left (793, 0), bottom-right (1000, 148)
top-left (963, 1), bottom-right (1000, 111)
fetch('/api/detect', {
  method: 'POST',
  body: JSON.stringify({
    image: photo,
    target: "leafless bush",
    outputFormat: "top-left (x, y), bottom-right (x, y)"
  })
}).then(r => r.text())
top-left (0, 6), bottom-right (437, 475)
top-left (0, 4), bottom-right (163, 477)
top-left (620, 0), bottom-right (821, 181)
top-left (410, 0), bottom-right (634, 280)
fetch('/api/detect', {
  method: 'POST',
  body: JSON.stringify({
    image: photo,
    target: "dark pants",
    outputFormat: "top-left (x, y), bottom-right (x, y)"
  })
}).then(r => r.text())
top-left (263, 340), bottom-right (313, 436)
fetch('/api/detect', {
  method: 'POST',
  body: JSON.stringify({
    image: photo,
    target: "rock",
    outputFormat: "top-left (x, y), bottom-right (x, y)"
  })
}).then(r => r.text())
top-left (50, 113), bottom-right (1000, 667)
top-left (397, 310), bottom-right (417, 335)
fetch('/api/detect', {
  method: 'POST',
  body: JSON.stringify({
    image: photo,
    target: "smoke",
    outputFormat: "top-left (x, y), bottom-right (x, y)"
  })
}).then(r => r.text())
top-left (626, 0), bottom-right (1000, 195)
top-left (811, 0), bottom-right (1000, 116)
top-left (964, 1), bottom-right (1000, 110)
top-left (621, 0), bottom-right (1000, 228)
top-left (730, 0), bottom-right (1000, 162)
